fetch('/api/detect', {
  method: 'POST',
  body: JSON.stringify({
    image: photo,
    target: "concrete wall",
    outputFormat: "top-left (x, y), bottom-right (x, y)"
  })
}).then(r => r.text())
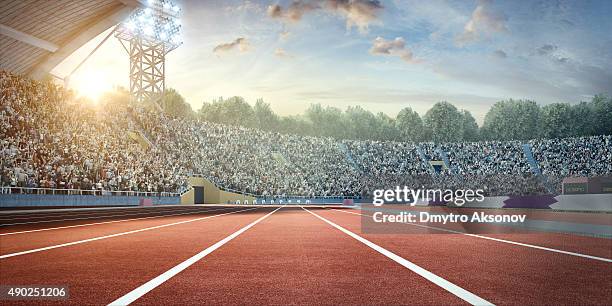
top-left (180, 177), bottom-right (255, 204)
top-left (0, 194), bottom-right (179, 208)
top-left (550, 194), bottom-right (612, 212)
top-left (453, 194), bottom-right (612, 212)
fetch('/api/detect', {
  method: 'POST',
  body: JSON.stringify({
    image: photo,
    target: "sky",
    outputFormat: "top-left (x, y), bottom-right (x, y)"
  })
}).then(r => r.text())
top-left (52, 0), bottom-right (612, 123)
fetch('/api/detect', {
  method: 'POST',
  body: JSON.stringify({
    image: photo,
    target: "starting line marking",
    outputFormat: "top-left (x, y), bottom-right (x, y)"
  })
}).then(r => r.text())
top-left (0, 207), bottom-right (234, 236)
top-left (302, 207), bottom-right (493, 306)
top-left (0, 207), bottom-right (258, 259)
top-left (108, 206), bottom-right (284, 306)
top-left (331, 209), bottom-right (612, 263)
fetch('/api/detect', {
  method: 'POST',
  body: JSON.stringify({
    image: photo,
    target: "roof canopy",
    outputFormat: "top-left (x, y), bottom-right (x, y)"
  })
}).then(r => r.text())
top-left (0, 0), bottom-right (141, 79)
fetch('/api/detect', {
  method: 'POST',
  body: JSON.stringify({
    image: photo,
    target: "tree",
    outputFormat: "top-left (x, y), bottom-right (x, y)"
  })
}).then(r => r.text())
top-left (395, 107), bottom-right (423, 142)
top-left (481, 99), bottom-right (541, 141)
top-left (345, 105), bottom-right (379, 140)
top-left (305, 104), bottom-right (347, 138)
top-left (253, 99), bottom-right (279, 131)
top-left (198, 96), bottom-right (255, 127)
top-left (373, 112), bottom-right (399, 141)
top-left (571, 101), bottom-right (594, 136)
top-left (589, 94), bottom-right (612, 135)
top-left (541, 103), bottom-right (573, 139)
top-left (160, 88), bottom-right (193, 118)
top-left (461, 110), bottom-right (479, 141)
top-left (278, 115), bottom-right (313, 136)
top-left (423, 102), bottom-right (464, 143)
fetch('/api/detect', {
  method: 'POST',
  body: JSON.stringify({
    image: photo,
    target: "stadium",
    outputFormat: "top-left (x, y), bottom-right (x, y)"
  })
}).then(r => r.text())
top-left (1, 0), bottom-right (611, 305)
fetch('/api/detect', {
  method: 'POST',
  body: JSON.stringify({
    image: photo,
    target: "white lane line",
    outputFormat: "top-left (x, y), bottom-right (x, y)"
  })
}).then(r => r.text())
top-left (0, 207), bottom-right (258, 259)
top-left (108, 206), bottom-right (284, 306)
top-left (331, 209), bottom-right (612, 263)
top-left (302, 207), bottom-right (493, 306)
top-left (0, 207), bottom-right (234, 236)
top-left (0, 207), bottom-right (211, 227)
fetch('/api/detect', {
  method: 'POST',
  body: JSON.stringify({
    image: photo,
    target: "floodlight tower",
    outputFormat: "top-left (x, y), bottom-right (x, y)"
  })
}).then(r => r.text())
top-left (115, 0), bottom-right (182, 104)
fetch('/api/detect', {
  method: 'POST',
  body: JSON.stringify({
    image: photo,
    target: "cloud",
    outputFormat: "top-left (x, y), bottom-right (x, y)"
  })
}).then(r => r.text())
top-left (212, 38), bottom-right (250, 54)
top-left (279, 30), bottom-right (291, 40)
top-left (267, 0), bottom-right (383, 33)
top-left (369, 37), bottom-right (416, 63)
top-left (267, 1), bottom-right (319, 22)
top-left (456, 0), bottom-right (507, 45)
top-left (275, 48), bottom-right (293, 58)
top-left (493, 49), bottom-right (507, 58)
top-left (537, 44), bottom-right (558, 55)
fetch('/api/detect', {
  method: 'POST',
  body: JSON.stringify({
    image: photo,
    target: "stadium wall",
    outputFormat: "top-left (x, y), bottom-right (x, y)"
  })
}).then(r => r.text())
top-left (0, 194), bottom-right (180, 208)
top-left (446, 194), bottom-right (612, 212)
top-left (183, 177), bottom-right (255, 204)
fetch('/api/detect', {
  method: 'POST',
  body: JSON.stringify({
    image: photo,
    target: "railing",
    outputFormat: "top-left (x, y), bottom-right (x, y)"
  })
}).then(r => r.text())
top-left (189, 174), bottom-right (361, 200)
top-left (0, 187), bottom-right (180, 197)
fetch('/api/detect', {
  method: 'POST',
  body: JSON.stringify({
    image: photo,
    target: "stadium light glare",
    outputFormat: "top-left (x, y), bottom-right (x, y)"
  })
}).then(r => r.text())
top-left (115, 0), bottom-right (183, 103)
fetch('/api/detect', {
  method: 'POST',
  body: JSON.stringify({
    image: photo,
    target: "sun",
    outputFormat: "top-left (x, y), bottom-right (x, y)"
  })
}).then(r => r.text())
top-left (70, 70), bottom-right (113, 102)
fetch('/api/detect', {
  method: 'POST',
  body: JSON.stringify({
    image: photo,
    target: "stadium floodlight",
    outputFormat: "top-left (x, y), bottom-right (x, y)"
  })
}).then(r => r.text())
top-left (114, 0), bottom-right (183, 104)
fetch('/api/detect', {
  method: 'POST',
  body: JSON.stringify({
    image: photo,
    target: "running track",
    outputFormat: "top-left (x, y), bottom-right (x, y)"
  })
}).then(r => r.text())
top-left (0, 205), bottom-right (610, 305)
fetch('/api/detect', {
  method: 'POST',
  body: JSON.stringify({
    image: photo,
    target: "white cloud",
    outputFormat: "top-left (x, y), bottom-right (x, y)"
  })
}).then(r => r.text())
top-left (267, 0), bottom-right (383, 33)
top-left (212, 38), bottom-right (250, 54)
top-left (456, 0), bottom-right (507, 45)
top-left (369, 37), bottom-right (416, 63)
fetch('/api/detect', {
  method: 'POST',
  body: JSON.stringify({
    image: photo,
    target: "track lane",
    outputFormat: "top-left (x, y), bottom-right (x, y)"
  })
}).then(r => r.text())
top-left (0, 206), bottom-right (208, 230)
top-left (132, 207), bottom-right (468, 305)
top-left (317, 208), bottom-right (612, 305)
top-left (0, 207), bottom-right (239, 255)
top-left (336, 208), bottom-right (612, 259)
top-left (0, 206), bottom-right (194, 221)
top-left (0, 208), bottom-right (274, 305)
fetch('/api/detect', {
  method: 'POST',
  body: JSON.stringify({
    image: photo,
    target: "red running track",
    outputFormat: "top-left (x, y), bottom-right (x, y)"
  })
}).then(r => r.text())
top-left (0, 205), bottom-right (611, 305)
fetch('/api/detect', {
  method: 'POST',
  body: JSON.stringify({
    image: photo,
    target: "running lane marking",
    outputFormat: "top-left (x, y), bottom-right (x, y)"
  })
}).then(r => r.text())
top-left (332, 208), bottom-right (612, 263)
top-left (108, 206), bottom-right (284, 306)
top-left (0, 207), bottom-right (213, 227)
top-left (0, 207), bottom-right (234, 236)
top-left (302, 207), bottom-right (493, 306)
top-left (0, 206), bottom-right (197, 221)
top-left (0, 207), bottom-right (258, 259)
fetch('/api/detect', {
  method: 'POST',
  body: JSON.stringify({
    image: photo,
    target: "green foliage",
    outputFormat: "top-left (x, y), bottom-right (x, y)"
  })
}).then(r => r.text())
top-left (423, 102), bottom-right (464, 143)
top-left (160, 88), bottom-right (194, 118)
top-left (254, 99), bottom-right (279, 131)
top-left (541, 103), bottom-right (573, 139)
top-left (395, 107), bottom-right (423, 142)
top-left (461, 110), bottom-right (479, 142)
top-left (191, 92), bottom-right (611, 143)
top-left (198, 96), bottom-right (255, 127)
top-left (571, 102), bottom-right (594, 136)
top-left (589, 94), bottom-right (612, 135)
top-left (482, 99), bottom-right (541, 141)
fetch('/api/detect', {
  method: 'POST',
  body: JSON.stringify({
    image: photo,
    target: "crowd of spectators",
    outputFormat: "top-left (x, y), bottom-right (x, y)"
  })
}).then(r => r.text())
top-left (2, 71), bottom-right (610, 198)
top-left (0, 71), bottom-right (188, 195)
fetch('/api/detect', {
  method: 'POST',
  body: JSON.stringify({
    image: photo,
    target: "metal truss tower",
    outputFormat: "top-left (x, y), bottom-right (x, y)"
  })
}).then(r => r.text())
top-left (115, 0), bottom-right (181, 104)
top-left (118, 36), bottom-right (166, 103)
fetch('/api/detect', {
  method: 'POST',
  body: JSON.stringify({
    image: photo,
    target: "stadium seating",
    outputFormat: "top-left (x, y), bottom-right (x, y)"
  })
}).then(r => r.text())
top-left (2, 71), bottom-right (610, 198)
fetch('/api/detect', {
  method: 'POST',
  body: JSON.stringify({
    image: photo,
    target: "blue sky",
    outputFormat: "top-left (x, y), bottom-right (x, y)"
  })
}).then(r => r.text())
top-left (54, 0), bottom-right (612, 123)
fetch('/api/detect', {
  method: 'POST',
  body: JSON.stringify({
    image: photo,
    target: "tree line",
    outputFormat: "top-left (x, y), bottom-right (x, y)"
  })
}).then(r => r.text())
top-left (158, 89), bottom-right (612, 143)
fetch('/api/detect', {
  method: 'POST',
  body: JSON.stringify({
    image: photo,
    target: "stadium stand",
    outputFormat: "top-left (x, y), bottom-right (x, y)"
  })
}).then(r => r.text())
top-left (1, 71), bottom-right (611, 199)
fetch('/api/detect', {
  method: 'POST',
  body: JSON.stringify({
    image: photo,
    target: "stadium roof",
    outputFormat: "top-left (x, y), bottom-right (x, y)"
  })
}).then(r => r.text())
top-left (0, 0), bottom-right (142, 79)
